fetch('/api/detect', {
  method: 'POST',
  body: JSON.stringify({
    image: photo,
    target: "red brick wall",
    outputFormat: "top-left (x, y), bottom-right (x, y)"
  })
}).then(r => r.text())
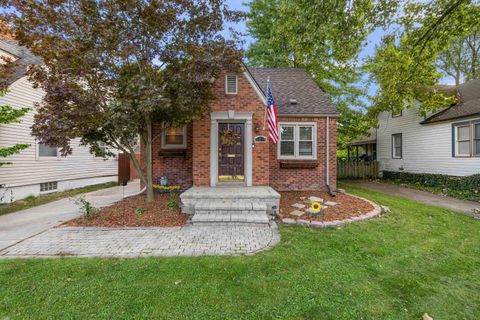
top-left (269, 117), bottom-right (337, 191)
top-left (192, 72), bottom-right (269, 186)
top-left (150, 123), bottom-right (193, 190)
top-left (146, 71), bottom-right (338, 192)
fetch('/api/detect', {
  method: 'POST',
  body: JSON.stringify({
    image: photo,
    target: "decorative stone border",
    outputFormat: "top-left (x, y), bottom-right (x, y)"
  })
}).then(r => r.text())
top-left (280, 193), bottom-right (383, 228)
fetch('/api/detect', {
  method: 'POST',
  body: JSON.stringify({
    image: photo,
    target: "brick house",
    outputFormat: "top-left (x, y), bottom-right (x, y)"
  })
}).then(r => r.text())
top-left (147, 66), bottom-right (339, 223)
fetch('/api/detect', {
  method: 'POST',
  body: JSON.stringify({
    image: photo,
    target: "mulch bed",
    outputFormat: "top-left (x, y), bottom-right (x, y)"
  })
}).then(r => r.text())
top-left (67, 193), bottom-right (188, 228)
top-left (279, 191), bottom-right (374, 222)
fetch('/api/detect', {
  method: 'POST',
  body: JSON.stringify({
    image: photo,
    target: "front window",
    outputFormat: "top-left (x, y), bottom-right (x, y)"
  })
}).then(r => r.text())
top-left (392, 134), bottom-right (402, 159)
top-left (453, 120), bottom-right (480, 157)
top-left (161, 125), bottom-right (187, 149)
top-left (38, 142), bottom-right (58, 157)
top-left (278, 123), bottom-right (316, 160)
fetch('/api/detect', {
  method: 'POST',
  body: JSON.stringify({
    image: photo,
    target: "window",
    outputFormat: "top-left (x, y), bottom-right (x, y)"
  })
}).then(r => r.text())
top-left (161, 125), bottom-right (187, 149)
top-left (475, 124), bottom-right (480, 156)
top-left (453, 120), bottom-right (480, 157)
top-left (95, 142), bottom-right (107, 157)
top-left (225, 74), bottom-right (238, 94)
top-left (278, 123), bottom-right (317, 160)
top-left (392, 109), bottom-right (402, 118)
top-left (392, 134), bottom-right (402, 159)
top-left (40, 181), bottom-right (57, 192)
top-left (38, 142), bottom-right (58, 157)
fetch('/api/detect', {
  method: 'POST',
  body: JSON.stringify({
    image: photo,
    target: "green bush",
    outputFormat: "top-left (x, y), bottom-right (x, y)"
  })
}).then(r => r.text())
top-left (382, 171), bottom-right (480, 201)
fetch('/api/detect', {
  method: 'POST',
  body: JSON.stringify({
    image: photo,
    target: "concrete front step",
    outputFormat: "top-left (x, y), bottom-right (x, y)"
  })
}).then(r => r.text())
top-left (191, 212), bottom-right (269, 224)
top-left (191, 199), bottom-right (270, 224)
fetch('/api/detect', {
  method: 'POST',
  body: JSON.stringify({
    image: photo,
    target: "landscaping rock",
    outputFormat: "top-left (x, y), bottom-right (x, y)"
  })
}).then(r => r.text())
top-left (337, 188), bottom-right (346, 194)
top-left (309, 196), bottom-right (324, 203)
top-left (299, 196), bottom-right (307, 201)
top-left (381, 205), bottom-right (391, 213)
top-left (282, 218), bottom-right (296, 225)
top-left (297, 219), bottom-right (310, 226)
top-left (291, 203), bottom-right (306, 209)
top-left (422, 313), bottom-right (433, 320)
top-left (472, 208), bottom-right (480, 215)
top-left (310, 221), bottom-right (325, 228)
top-left (289, 210), bottom-right (305, 217)
top-left (324, 201), bottom-right (337, 206)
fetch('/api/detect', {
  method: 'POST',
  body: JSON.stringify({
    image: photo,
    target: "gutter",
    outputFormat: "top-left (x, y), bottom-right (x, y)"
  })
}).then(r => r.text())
top-left (326, 116), bottom-right (336, 196)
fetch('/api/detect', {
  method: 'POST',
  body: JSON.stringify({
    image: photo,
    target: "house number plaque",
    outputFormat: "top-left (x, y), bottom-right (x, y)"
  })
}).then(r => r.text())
top-left (254, 136), bottom-right (267, 143)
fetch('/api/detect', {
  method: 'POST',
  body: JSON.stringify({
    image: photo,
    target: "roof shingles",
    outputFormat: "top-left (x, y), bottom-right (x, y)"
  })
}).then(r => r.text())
top-left (249, 67), bottom-right (339, 116)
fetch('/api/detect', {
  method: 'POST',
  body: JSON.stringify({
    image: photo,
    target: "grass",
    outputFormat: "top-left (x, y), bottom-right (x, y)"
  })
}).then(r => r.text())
top-left (0, 182), bottom-right (117, 216)
top-left (1, 183), bottom-right (480, 319)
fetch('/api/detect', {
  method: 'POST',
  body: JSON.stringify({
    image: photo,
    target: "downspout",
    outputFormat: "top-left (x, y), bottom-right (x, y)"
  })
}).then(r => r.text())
top-left (326, 116), bottom-right (336, 196)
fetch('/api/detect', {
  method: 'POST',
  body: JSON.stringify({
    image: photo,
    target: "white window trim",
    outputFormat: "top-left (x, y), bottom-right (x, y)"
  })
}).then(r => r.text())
top-left (161, 124), bottom-right (187, 149)
top-left (36, 140), bottom-right (60, 160)
top-left (277, 122), bottom-right (317, 160)
top-left (454, 124), bottom-right (472, 157)
top-left (225, 74), bottom-right (238, 95)
top-left (392, 134), bottom-right (402, 159)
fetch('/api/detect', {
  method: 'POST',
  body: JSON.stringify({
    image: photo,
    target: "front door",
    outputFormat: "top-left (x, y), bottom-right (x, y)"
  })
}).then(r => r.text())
top-left (218, 123), bottom-right (244, 182)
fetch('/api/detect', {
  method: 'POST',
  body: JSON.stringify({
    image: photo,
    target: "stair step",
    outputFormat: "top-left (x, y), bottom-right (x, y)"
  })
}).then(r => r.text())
top-left (191, 212), bottom-right (269, 224)
top-left (194, 199), bottom-right (267, 211)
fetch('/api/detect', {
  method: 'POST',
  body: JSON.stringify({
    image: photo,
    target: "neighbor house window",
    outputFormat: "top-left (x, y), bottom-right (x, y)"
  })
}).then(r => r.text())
top-left (453, 120), bottom-right (480, 157)
top-left (38, 142), bottom-right (58, 157)
top-left (225, 74), bottom-right (238, 94)
top-left (392, 133), bottom-right (402, 159)
top-left (392, 109), bottom-right (402, 118)
top-left (161, 125), bottom-right (187, 149)
top-left (40, 181), bottom-right (57, 192)
top-left (95, 141), bottom-right (107, 157)
top-left (278, 123), bottom-right (317, 160)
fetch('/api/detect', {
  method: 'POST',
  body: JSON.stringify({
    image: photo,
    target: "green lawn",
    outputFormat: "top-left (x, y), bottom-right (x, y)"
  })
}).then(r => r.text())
top-left (0, 182), bottom-right (117, 216)
top-left (1, 183), bottom-right (480, 319)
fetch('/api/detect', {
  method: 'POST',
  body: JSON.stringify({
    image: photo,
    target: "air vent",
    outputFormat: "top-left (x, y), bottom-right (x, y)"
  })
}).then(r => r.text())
top-left (290, 99), bottom-right (298, 105)
top-left (225, 74), bottom-right (238, 94)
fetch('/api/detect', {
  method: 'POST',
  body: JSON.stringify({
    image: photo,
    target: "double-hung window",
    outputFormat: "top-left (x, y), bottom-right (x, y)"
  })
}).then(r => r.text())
top-left (161, 125), bottom-right (187, 149)
top-left (453, 120), bottom-right (480, 157)
top-left (278, 123), bottom-right (317, 160)
top-left (392, 134), bottom-right (402, 159)
top-left (38, 142), bottom-right (58, 158)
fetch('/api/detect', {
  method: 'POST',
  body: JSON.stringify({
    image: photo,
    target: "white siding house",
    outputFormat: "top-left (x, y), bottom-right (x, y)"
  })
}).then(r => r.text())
top-left (376, 106), bottom-right (480, 176)
top-left (0, 40), bottom-right (117, 203)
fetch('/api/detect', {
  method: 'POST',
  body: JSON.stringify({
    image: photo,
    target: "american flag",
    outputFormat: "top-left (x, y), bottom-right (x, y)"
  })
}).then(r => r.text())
top-left (266, 79), bottom-right (279, 143)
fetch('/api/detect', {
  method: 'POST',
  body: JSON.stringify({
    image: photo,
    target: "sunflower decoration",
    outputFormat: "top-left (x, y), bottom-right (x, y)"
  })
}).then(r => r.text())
top-left (221, 128), bottom-right (239, 146)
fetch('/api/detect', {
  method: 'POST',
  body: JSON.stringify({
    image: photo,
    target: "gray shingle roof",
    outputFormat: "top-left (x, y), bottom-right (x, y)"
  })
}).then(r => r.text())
top-left (248, 67), bottom-right (339, 116)
top-left (0, 39), bottom-right (42, 86)
top-left (422, 78), bottom-right (480, 124)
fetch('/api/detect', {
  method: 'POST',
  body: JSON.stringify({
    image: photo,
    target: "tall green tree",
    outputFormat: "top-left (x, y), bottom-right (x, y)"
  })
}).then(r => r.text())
top-left (437, 30), bottom-right (480, 85)
top-left (367, 0), bottom-right (480, 116)
top-left (0, 57), bottom-right (29, 166)
top-left (245, 0), bottom-right (398, 147)
top-left (4, 0), bottom-right (243, 202)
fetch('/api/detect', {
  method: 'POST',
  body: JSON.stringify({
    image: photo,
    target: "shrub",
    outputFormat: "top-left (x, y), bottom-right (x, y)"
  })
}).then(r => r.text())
top-left (382, 171), bottom-right (480, 201)
top-left (135, 207), bottom-right (146, 216)
top-left (75, 196), bottom-right (99, 219)
top-left (167, 198), bottom-right (179, 209)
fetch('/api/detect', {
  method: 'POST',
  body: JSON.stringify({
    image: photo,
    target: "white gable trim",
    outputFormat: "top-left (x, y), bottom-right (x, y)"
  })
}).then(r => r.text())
top-left (243, 69), bottom-right (267, 106)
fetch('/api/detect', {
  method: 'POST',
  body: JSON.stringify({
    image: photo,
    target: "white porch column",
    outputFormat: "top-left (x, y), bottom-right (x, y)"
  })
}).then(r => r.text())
top-left (245, 118), bottom-right (253, 187)
top-left (210, 119), bottom-right (218, 186)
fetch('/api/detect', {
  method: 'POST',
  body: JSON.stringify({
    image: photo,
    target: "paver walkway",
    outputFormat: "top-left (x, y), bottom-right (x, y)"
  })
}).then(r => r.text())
top-left (346, 181), bottom-right (479, 218)
top-left (0, 223), bottom-right (280, 258)
top-left (0, 181), bottom-right (141, 251)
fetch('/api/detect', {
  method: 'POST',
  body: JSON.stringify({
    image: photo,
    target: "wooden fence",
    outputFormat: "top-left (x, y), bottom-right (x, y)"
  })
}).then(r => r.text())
top-left (337, 160), bottom-right (379, 179)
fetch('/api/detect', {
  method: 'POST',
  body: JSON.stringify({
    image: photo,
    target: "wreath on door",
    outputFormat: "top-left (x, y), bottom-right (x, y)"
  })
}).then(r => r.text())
top-left (220, 128), bottom-right (239, 146)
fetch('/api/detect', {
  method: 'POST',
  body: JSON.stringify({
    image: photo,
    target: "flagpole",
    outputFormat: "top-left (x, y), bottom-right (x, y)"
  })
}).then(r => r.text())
top-left (263, 77), bottom-right (269, 131)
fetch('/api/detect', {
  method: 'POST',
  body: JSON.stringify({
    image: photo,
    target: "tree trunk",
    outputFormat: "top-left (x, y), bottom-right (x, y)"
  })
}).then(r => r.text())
top-left (145, 115), bottom-right (154, 202)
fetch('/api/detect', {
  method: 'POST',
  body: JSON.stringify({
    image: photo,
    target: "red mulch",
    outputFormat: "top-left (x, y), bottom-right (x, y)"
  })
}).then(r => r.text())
top-left (67, 193), bottom-right (188, 227)
top-left (279, 191), bottom-right (374, 222)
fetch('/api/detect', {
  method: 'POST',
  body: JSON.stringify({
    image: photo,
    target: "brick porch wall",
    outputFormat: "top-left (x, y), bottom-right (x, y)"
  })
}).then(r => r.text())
top-left (192, 72), bottom-right (269, 186)
top-left (150, 123), bottom-right (193, 190)
top-left (269, 117), bottom-right (337, 191)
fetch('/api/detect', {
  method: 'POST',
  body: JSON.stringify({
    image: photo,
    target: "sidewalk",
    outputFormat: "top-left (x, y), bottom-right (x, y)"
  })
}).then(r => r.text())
top-left (345, 180), bottom-right (479, 218)
top-left (0, 180), bottom-right (140, 251)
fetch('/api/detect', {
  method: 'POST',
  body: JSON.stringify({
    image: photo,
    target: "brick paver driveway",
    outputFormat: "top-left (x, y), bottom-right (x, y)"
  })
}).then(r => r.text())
top-left (0, 223), bottom-right (280, 258)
